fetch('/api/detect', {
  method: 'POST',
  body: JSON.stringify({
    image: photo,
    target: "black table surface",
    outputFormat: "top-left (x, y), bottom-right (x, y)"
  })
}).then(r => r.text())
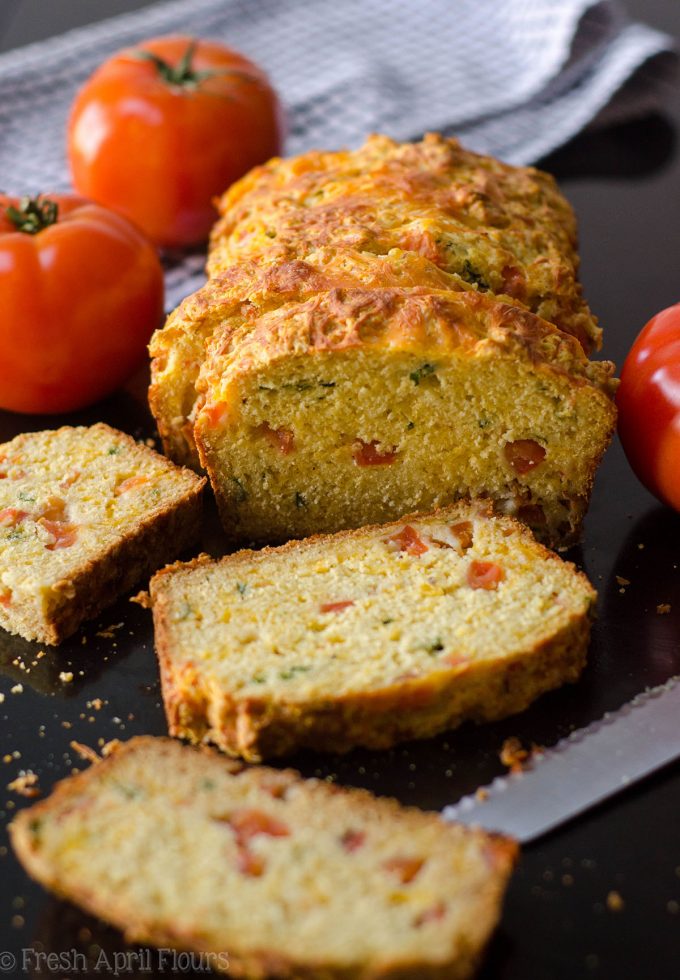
top-left (1, 2), bottom-right (679, 979)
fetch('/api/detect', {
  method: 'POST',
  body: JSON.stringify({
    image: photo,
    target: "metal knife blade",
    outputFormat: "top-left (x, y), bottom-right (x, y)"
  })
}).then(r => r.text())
top-left (442, 676), bottom-right (680, 843)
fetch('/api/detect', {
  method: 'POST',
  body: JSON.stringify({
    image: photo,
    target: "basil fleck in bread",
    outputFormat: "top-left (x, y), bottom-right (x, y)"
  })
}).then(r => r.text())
top-left (0, 424), bottom-right (204, 644)
top-left (151, 502), bottom-right (595, 762)
top-left (10, 736), bottom-right (518, 980)
top-left (148, 134), bottom-right (616, 549)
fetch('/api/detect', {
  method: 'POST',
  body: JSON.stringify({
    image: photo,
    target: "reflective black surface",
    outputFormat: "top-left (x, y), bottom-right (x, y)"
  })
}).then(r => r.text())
top-left (1, 2), bottom-right (679, 979)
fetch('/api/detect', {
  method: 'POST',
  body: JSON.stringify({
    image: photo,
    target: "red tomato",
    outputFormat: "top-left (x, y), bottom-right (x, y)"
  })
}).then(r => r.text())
top-left (0, 194), bottom-right (164, 414)
top-left (617, 302), bottom-right (680, 512)
top-left (67, 36), bottom-right (284, 247)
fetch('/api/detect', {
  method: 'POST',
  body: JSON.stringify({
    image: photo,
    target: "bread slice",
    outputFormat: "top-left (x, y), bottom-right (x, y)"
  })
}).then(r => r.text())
top-left (10, 736), bottom-right (518, 980)
top-left (149, 245), bottom-right (485, 469)
top-left (0, 424), bottom-right (204, 644)
top-left (209, 133), bottom-right (600, 353)
top-left (193, 286), bottom-right (615, 549)
top-left (150, 502), bottom-right (595, 762)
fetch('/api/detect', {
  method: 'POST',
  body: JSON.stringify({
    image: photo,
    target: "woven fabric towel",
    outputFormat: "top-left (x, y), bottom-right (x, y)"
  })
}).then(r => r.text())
top-left (0, 0), bottom-right (675, 307)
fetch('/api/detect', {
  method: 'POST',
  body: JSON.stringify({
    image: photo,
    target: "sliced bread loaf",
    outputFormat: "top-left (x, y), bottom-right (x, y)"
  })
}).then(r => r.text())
top-left (149, 245), bottom-right (473, 469)
top-left (150, 502), bottom-right (595, 761)
top-left (0, 424), bottom-right (204, 644)
top-left (193, 286), bottom-right (615, 549)
top-left (209, 133), bottom-right (600, 353)
top-left (10, 735), bottom-right (517, 980)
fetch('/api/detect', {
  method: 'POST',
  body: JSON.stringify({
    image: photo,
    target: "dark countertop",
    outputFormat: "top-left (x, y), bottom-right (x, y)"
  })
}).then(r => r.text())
top-left (0, 2), bottom-right (679, 979)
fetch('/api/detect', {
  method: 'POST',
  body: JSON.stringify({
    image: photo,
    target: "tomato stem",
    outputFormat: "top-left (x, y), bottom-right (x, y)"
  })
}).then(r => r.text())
top-left (133, 39), bottom-right (214, 88)
top-left (132, 39), bottom-right (256, 90)
top-left (5, 196), bottom-right (59, 234)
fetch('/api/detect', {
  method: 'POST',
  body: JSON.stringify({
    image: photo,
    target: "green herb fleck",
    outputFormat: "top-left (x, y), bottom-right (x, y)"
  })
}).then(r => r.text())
top-left (107, 445), bottom-right (121, 455)
top-left (426, 638), bottom-right (444, 655)
top-left (318, 381), bottom-right (336, 388)
top-left (114, 782), bottom-right (141, 800)
top-left (382, 618), bottom-right (394, 625)
top-left (406, 421), bottom-right (415, 431)
top-left (232, 477), bottom-right (248, 502)
top-left (17, 491), bottom-right (35, 503)
top-left (236, 582), bottom-right (247, 597)
top-left (6, 528), bottom-right (24, 541)
top-left (279, 665), bottom-right (312, 680)
top-left (282, 380), bottom-right (314, 392)
top-left (478, 418), bottom-right (491, 429)
top-left (460, 260), bottom-right (490, 291)
top-left (29, 818), bottom-right (42, 834)
top-left (295, 491), bottom-right (307, 509)
top-left (409, 363), bottom-right (436, 385)
top-left (178, 602), bottom-right (193, 621)
top-left (201, 778), bottom-right (216, 790)
top-left (251, 673), bottom-right (267, 685)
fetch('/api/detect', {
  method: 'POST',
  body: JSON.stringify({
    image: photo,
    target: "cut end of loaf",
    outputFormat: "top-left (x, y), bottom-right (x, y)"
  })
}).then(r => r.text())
top-left (193, 290), bottom-right (615, 550)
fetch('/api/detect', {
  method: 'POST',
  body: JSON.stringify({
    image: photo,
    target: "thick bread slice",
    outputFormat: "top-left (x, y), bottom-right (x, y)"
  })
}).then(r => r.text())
top-left (149, 246), bottom-right (485, 469)
top-left (193, 286), bottom-right (615, 549)
top-left (10, 736), bottom-right (517, 980)
top-left (150, 502), bottom-right (595, 761)
top-left (0, 424), bottom-right (205, 644)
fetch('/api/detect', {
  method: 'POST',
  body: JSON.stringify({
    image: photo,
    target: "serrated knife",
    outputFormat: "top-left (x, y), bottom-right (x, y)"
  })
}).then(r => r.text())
top-left (442, 677), bottom-right (680, 843)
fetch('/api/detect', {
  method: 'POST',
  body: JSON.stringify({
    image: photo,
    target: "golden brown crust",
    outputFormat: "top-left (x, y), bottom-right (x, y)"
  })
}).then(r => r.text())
top-left (210, 133), bottom-right (599, 353)
top-left (149, 134), bottom-right (607, 472)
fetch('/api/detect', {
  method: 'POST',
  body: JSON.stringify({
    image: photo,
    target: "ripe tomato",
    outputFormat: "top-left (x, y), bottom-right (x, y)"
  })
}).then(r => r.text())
top-left (617, 302), bottom-right (680, 512)
top-left (68, 36), bottom-right (284, 248)
top-left (0, 194), bottom-right (164, 414)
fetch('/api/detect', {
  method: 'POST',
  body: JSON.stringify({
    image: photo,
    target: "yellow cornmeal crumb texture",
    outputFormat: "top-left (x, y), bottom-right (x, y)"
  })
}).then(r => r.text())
top-left (10, 736), bottom-right (517, 980)
top-left (148, 134), bottom-right (617, 549)
top-left (194, 288), bottom-right (615, 549)
top-left (0, 424), bottom-right (204, 645)
top-left (151, 502), bottom-right (596, 761)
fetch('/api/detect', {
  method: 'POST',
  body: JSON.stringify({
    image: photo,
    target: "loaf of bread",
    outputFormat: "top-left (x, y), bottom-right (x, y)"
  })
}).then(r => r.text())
top-left (0, 424), bottom-right (204, 644)
top-left (148, 134), bottom-right (616, 549)
top-left (10, 736), bottom-right (517, 980)
top-left (150, 502), bottom-right (595, 761)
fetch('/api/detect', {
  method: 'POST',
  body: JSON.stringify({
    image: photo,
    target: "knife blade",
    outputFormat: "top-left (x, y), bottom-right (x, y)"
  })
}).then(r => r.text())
top-left (442, 676), bottom-right (680, 843)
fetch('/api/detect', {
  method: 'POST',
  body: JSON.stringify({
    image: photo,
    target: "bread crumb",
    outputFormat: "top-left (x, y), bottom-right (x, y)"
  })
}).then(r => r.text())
top-left (606, 890), bottom-right (624, 912)
top-left (10, 684), bottom-right (23, 694)
top-left (11, 915), bottom-right (24, 928)
top-left (656, 603), bottom-right (671, 615)
top-left (0, 693), bottom-right (4, 704)
top-left (87, 698), bottom-right (105, 710)
top-left (101, 739), bottom-right (122, 757)
top-left (70, 741), bottom-right (100, 765)
top-left (95, 621), bottom-right (124, 639)
top-left (475, 787), bottom-right (489, 802)
top-left (130, 590), bottom-right (151, 608)
top-left (59, 671), bottom-right (74, 683)
top-left (499, 736), bottom-right (540, 773)
top-left (7, 771), bottom-right (40, 798)
top-left (615, 576), bottom-right (630, 587)
top-left (36, 650), bottom-right (46, 659)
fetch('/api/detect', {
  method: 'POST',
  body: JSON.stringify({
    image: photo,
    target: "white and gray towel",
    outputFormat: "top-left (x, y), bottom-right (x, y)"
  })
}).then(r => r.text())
top-left (0, 0), bottom-right (676, 307)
